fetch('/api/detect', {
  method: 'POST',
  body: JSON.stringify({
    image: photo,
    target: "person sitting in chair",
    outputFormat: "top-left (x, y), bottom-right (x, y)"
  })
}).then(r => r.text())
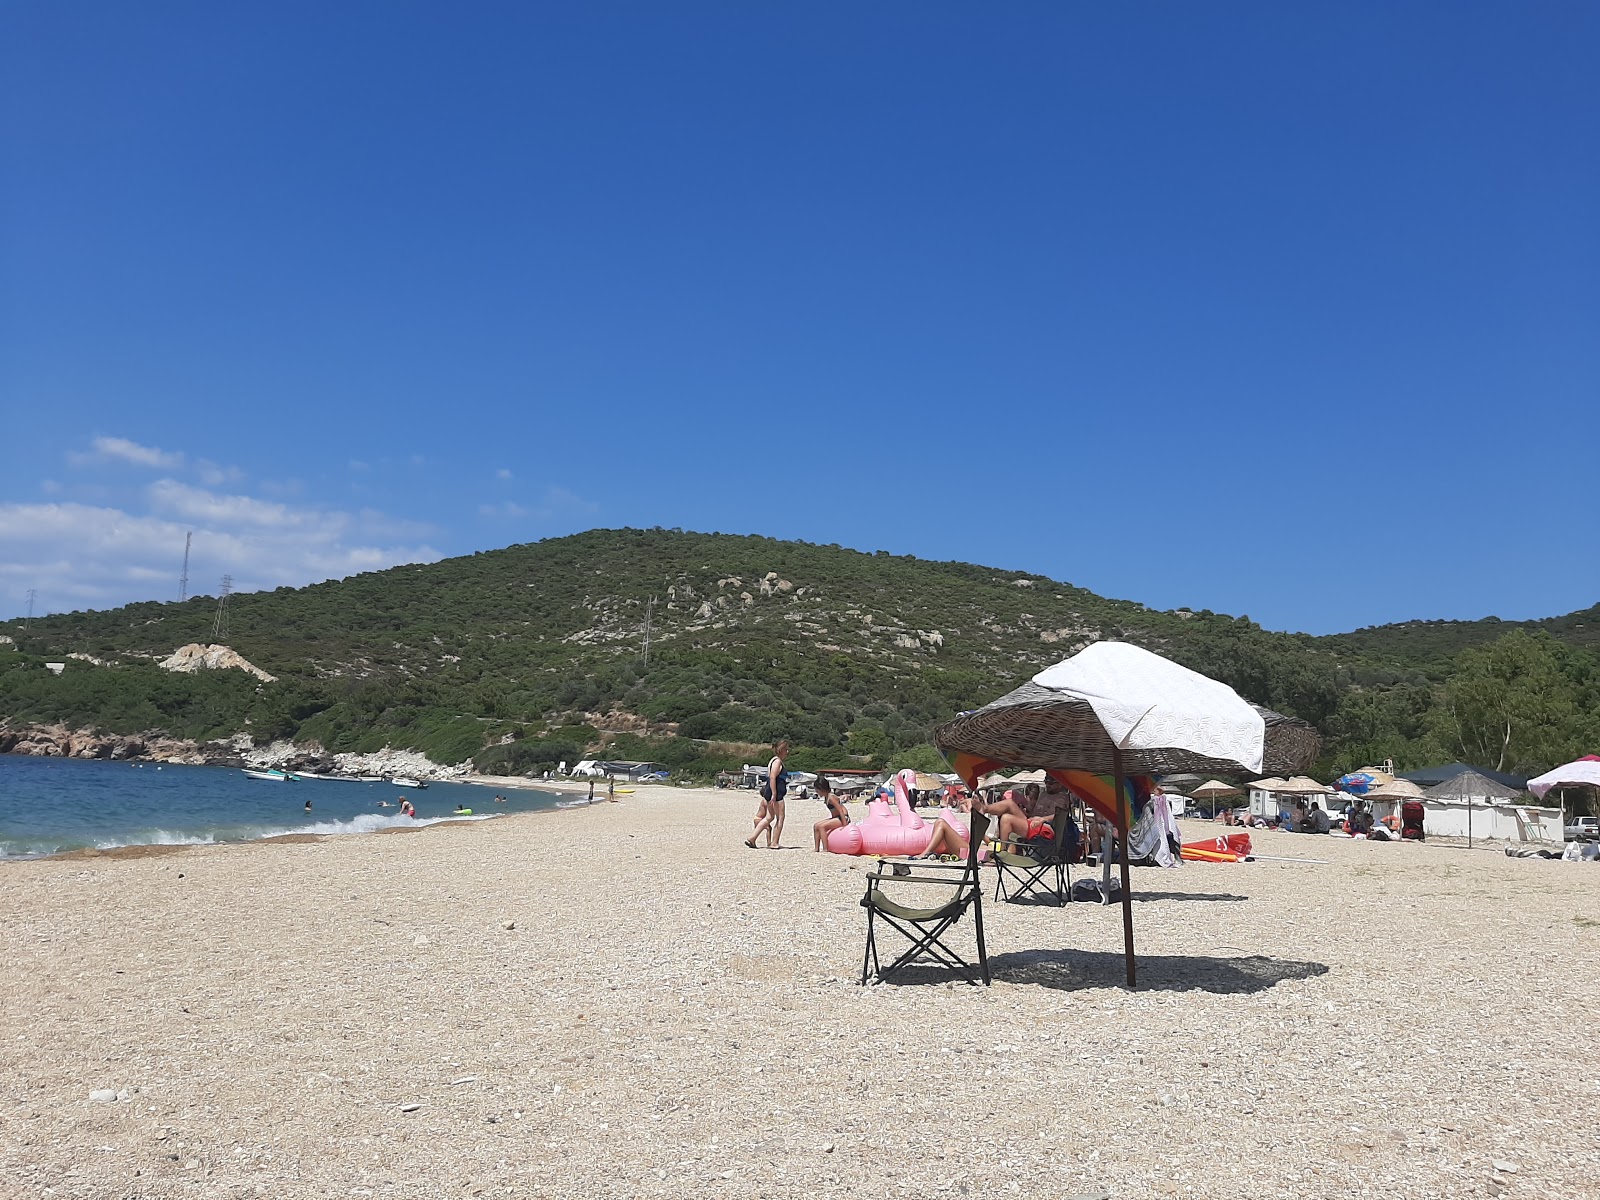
top-left (970, 790), bottom-right (1029, 846)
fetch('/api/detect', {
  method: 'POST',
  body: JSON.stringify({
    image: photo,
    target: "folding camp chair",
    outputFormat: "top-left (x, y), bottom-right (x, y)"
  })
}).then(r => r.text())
top-left (992, 810), bottom-right (1076, 905)
top-left (860, 813), bottom-right (990, 986)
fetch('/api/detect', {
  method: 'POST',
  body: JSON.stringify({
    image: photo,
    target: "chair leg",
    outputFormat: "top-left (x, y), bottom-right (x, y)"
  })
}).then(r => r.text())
top-left (861, 911), bottom-right (877, 984)
top-left (972, 897), bottom-right (989, 986)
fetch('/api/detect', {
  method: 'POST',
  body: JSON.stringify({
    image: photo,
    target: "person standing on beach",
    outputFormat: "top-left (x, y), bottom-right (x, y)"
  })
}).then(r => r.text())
top-left (744, 740), bottom-right (790, 849)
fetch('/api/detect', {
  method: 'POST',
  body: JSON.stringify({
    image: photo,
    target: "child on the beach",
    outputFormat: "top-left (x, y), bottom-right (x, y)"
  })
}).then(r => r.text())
top-left (812, 776), bottom-right (849, 851)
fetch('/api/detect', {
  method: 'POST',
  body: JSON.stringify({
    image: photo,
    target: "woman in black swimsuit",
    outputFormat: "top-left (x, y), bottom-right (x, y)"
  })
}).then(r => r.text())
top-left (744, 740), bottom-right (790, 849)
top-left (812, 776), bottom-right (849, 851)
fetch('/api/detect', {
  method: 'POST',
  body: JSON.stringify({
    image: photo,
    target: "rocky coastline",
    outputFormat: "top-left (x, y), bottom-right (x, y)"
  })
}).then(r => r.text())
top-left (0, 722), bottom-right (465, 781)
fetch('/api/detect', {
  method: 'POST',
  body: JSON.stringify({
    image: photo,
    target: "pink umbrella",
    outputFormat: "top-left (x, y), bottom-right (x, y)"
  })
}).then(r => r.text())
top-left (1527, 756), bottom-right (1600, 799)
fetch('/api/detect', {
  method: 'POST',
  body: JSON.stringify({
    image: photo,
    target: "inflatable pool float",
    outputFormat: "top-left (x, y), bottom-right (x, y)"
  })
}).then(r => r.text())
top-left (826, 769), bottom-right (984, 859)
top-left (1180, 832), bottom-right (1253, 862)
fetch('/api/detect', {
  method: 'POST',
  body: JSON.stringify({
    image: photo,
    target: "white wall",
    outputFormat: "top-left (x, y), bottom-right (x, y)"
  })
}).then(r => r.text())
top-left (1368, 798), bottom-right (1560, 842)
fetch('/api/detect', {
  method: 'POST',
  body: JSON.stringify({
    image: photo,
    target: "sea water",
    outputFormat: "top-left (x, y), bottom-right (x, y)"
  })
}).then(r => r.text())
top-left (0, 756), bottom-right (575, 859)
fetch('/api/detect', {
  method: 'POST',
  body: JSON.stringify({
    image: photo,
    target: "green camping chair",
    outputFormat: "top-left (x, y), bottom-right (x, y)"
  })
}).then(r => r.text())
top-left (992, 809), bottom-right (1076, 906)
top-left (860, 812), bottom-right (991, 986)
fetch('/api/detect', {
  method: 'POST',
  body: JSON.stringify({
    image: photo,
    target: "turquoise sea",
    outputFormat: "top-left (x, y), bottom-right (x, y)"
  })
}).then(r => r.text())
top-left (0, 756), bottom-right (573, 860)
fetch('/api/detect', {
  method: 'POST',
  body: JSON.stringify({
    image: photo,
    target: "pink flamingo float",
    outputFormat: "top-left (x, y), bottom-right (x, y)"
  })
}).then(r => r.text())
top-left (826, 768), bottom-right (984, 859)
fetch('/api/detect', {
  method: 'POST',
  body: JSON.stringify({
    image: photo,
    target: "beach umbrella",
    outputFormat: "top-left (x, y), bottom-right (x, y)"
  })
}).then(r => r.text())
top-left (1527, 756), bottom-right (1600, 799)
top-left (1190, 779), bottom-right (1242, 817)
top-left (1004, 768), bottom-right (1048, 786)
top-left (1527, 756), bottom-right (1600, 833)
top-left (1423, 770), bottom-right (1520, 849)
top-left (1335, 768), bottom-right (1394, 795)
top-left (1364, 778), bottom-right (1426, 801)
top-left (935, 641), bottom-right (1320, 987)
top-left (1273, 776), bottom-right (1331, 796)
top-left (1246, 776), bottom-right (1287, 792)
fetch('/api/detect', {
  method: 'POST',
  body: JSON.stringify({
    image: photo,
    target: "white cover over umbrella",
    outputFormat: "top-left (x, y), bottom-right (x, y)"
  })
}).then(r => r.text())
top-left (1527, 758), bottom-right (1600, 799)
top-left (1032, 642), bottom-right (1268, 774)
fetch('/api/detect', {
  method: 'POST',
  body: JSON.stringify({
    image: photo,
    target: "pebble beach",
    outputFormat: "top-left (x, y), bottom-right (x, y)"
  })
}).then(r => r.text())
top-left (4, 784), bottom-right (1597, 1199)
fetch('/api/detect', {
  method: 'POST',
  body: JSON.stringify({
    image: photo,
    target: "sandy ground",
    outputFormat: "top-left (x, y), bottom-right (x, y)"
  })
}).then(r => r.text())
top-left (3, 786), bottom-right (1598, 1200)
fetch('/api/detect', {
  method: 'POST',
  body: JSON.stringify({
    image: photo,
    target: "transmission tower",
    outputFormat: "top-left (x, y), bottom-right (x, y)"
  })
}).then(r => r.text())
top-left (24, 589), bottom-right (36, 631)
top-left (179, 532), bottom-right (192, 602)
top-left (212, 574), bottom-right (232, 640)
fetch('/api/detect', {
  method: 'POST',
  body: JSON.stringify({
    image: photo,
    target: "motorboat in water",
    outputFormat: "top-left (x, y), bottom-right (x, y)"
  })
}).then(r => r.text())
top-left (243, 768), bottom-right (297, 782)
top-left (388, 776), bottom-right (428, 789)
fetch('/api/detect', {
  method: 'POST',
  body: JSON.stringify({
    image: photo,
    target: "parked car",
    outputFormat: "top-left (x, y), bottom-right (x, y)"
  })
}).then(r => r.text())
top-left (1564, 816), bottom-right (1599, 841)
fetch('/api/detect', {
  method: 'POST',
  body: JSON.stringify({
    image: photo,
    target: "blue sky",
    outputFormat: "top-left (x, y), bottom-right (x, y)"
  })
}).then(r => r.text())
top-left (2, 3), bottom-right (1595, 634)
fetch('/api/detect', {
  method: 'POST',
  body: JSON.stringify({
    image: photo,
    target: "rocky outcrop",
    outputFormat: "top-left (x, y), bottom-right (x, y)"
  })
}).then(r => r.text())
top-left (240, 738), bottom-right (468, 781)
top-left (0, 721), bottom-right (467, 780)
top-left (0, 722), bottom-right (228, 765)
top-left (159, 644), bottom-right (277, 683)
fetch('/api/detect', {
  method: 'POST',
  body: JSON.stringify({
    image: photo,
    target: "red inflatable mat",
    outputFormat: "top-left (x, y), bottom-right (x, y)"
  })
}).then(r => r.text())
top-left (1180, 832), bottom-right (1253, 862)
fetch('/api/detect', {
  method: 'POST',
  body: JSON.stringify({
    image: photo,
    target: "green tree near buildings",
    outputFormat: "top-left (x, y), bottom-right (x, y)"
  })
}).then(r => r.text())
top-left (1429, 631), bottom-right (1592, 773)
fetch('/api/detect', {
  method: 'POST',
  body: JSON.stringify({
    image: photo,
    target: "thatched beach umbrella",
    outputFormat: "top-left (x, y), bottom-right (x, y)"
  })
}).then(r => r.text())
top-left (1424, 770), bottom-right (1520, 849)
top-left (1190, 779), bottom-right (1242, 817)
top-left (935, 642), bottom-right (1320, 987)
top-left (1273, 776), bottom-right (1331, 796)
top-left (1365, 778), bottom-right (1426, 802)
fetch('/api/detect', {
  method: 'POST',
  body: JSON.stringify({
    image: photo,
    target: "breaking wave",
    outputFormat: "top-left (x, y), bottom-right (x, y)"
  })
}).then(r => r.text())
top-left (0, 811), bottom-right (499, 860)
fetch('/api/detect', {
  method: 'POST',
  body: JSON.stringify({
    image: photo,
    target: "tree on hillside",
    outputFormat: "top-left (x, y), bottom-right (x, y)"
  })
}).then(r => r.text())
top-left (1430, 631), bottom-right (1588, 773)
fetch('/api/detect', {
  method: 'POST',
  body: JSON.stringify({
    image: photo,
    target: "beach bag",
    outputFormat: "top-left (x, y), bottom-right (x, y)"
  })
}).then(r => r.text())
top-left (1070, 877), bottom-right (1122, 904)
top-left (759, 781), bottom-right (772, 803)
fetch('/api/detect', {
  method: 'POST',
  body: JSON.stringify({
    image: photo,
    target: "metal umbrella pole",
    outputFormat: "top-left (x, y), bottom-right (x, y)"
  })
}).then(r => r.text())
top-left (1113, 747), bottom-right (1136, 989)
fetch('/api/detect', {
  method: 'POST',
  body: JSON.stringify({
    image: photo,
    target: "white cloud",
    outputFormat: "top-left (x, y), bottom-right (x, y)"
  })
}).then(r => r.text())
top-left (69, 436), bottom-right (185, 470)
top-left (478, 501), bottom-right (529, 519)
top-left (0, 488), bottom-right (441, 618)
top-left (496, 468), bottom-right (513, 480)
top-left (195, 459), bottom-right (244, 487)
top-left (534, 485), bottom-right (599, 519)
top-left (149, 479), bottom-right (309, 530)
top-left (476, 486), bottom-right (598, 523)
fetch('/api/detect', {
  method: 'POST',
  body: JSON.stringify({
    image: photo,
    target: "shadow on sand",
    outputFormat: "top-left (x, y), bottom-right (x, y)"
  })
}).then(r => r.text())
top-left (1131, 890), bottom-right (1248, 903)
top-left (984, 948), bottom-right (1328, 993)
top-left (993, 889), bottom-right (1247, 909)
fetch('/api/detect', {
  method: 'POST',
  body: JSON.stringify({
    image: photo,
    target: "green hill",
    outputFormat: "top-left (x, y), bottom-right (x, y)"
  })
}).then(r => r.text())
top-left (3, 528), bottom-right (1595, 779)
